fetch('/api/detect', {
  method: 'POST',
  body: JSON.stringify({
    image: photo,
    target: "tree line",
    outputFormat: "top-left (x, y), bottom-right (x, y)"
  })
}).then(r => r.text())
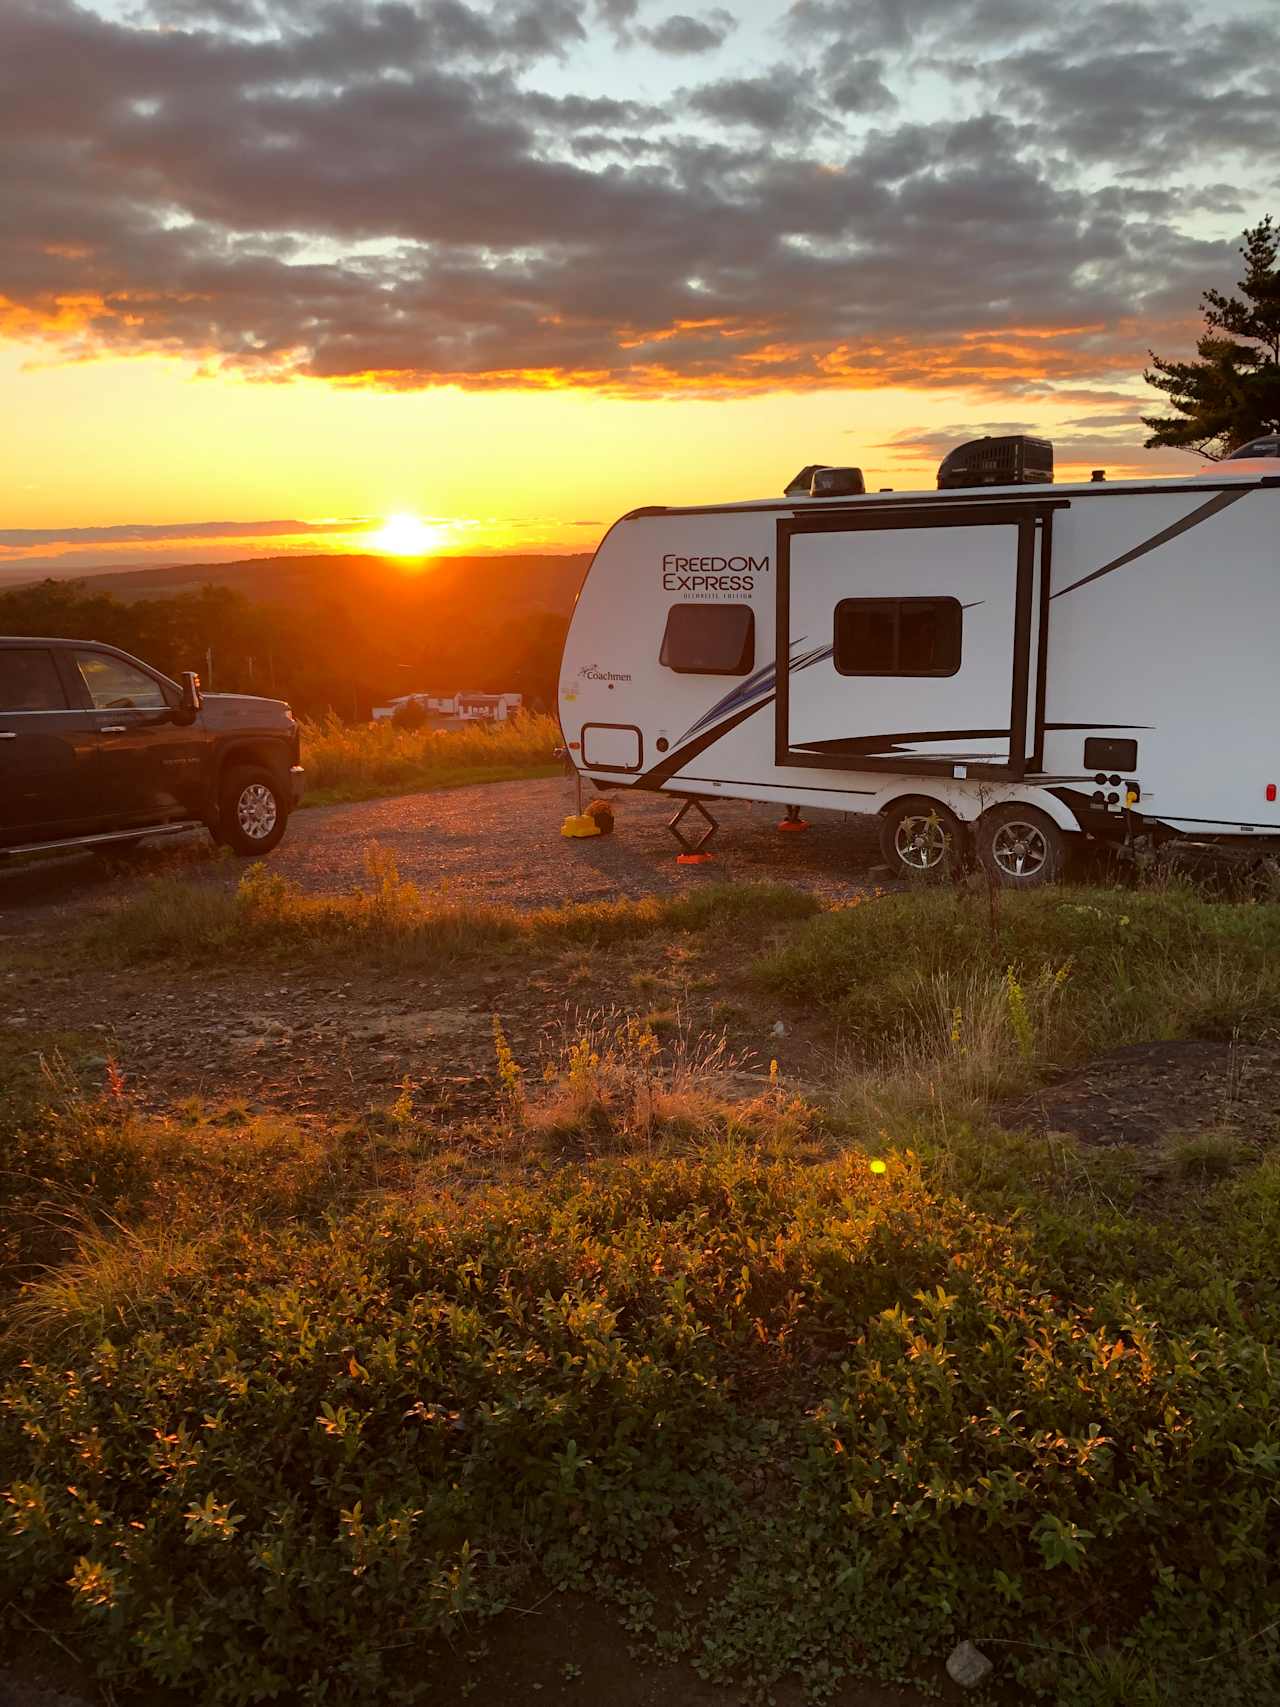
top-left (0, 569), bottom-right (572, 721)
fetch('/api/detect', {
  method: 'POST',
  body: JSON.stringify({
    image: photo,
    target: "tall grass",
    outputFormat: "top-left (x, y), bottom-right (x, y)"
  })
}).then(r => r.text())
top-left (756, 884), bottom-right (1280, 1072)
top-left (300, 709), bottom-right (562, 803)
top-left (507, 1008), bottom-right (801, 1154)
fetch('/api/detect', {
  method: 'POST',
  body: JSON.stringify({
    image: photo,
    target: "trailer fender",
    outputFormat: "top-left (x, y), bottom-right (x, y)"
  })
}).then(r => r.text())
top-left (1003, 789), bottom-right (1085, 835)
top-left (873, 784), bottom-right (1083, 836)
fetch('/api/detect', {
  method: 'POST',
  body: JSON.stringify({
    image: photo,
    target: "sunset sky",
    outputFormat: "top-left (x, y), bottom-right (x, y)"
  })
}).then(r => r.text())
top-left (3, 0), bottom-right (1277, 579)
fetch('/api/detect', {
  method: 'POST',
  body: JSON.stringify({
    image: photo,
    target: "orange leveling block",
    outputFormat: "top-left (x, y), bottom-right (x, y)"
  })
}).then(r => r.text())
top-left (777, 805), bottom-right (808, 832)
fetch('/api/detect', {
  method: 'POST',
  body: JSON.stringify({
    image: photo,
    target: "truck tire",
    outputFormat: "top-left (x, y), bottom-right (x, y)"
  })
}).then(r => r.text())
top-left (218, 764), bottom-right (289, 856)
top-left (879, 797), bottom-right (967, 879)
top-left (976, 804), bottom-right (1066, 888)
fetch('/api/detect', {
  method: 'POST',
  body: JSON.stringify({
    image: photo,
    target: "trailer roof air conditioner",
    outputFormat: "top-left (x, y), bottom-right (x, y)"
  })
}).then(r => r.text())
top-left (937, 435), bottom-right (1053, 489)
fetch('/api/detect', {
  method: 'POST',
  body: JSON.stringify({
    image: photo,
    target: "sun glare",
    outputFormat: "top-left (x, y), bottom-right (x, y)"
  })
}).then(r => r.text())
top-left (371, 512), bottom-right (441, 556)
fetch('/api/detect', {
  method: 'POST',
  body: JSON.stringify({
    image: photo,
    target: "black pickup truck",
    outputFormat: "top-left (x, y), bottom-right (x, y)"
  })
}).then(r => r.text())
top-left (0, 637), bottom-right (304, 857)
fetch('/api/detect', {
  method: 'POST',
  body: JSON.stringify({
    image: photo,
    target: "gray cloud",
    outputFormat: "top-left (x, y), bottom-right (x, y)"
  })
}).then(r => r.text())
top-left (594, 0), bottom-right (641, 42)
top-left (686, 69), bottom-right (831, 134)
top-left (0, 0), bottom-right (1274, 397)
top-left (638, 10), bottom-right (735, 54)
top-left (828, 58), bottom-right (896, 114)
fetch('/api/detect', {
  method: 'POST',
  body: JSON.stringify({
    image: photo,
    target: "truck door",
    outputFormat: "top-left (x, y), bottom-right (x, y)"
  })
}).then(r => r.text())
top-left (775, 502), bottom-right (1057, 778)
top-left (0, 645), bottom-right (104, 846)
top-left (68, 649), bottom-right (206, 825)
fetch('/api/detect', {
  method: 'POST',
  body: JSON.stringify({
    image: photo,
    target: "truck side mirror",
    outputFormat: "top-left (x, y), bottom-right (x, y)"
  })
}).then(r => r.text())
top-left (177, 671), bottom-right (203, 722)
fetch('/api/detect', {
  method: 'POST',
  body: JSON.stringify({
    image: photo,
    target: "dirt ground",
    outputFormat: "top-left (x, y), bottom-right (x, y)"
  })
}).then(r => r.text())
top-left (0, 777), bottom-right (882, 1118)
top-left (0, 774), bottom-right (882, 936)
top-left (1001, 1038), bottom-right (1280, 1149)
top-left (0, 897), bottom-right (834, 1121)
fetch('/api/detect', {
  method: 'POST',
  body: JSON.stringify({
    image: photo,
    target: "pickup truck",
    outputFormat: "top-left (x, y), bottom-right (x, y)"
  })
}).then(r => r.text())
top-left (0, 637), bottom-right (304, 857)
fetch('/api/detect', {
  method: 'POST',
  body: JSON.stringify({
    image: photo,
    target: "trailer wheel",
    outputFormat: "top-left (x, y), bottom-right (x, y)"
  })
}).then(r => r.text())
top-left (879, 798), bottom-right (966, 879)
top-left (976, 804), bottom-right (1066, 888)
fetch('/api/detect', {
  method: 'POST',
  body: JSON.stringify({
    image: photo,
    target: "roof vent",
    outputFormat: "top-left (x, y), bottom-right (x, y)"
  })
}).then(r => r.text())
top-left (784, 464), bottom-right (823, 496)
top-left (937, 435), bottom-right (1053, 489)
top-left (784, 464), bottom-right (866, 498)
top-left (810, 466), bottom-right (865, 498)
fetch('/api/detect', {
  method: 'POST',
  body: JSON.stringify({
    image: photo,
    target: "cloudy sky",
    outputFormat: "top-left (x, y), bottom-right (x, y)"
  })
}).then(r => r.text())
top-left (2, 0), bottom-right (1277, 575)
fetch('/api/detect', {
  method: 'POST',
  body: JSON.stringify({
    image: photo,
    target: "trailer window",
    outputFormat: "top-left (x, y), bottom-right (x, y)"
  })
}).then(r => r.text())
top-left (660, 603), bottom-right (755, 675)
top-left (834, 598), bottom-right (961, 677)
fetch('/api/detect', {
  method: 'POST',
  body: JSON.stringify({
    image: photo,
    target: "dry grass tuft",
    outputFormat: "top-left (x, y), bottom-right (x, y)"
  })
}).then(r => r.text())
top-left (9, 1214), bottom-right (209, 1346)
top-left (87, 850), bottom-right (818, 967)
top-left (300, 709), bottom-right (562, 803)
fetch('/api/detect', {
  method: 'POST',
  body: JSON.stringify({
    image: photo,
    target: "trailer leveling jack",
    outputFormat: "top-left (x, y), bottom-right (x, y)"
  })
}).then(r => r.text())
top-left (668, 798), bottom-right (717, 860)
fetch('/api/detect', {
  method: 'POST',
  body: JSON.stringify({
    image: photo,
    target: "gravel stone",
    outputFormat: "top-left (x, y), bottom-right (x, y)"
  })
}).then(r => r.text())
top-left (945, 1641), bottom-right (994, 1689)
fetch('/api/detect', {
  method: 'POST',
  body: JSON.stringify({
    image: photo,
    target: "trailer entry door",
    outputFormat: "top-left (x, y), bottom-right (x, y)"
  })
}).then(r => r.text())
top-left (776, 501), bottom-right (1060, 780)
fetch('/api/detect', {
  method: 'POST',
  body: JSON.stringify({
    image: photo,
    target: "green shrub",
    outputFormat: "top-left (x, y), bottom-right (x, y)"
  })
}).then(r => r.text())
top-left (4, 1152), bottom-right (1280, 1704)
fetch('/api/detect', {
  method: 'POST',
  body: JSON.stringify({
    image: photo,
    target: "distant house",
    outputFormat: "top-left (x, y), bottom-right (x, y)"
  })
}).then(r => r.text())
top-left (371, 690), bottom-right (523, 724)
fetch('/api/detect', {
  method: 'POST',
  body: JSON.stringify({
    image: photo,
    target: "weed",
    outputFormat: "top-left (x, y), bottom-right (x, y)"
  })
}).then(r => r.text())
top-left (1168, 1128), bottom-right (1249, 1179)
top-left (492, 1015), bottom-right (525, 1120)
top-left (300, 709), bottom-right (562, 805)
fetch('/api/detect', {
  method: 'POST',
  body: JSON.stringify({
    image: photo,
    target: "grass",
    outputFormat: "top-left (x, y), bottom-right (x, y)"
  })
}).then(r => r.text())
top-left (84, 846), bottom-right (821, 966)
top-left (7, 880), bottom-right (1280, 1703)
top-left (299, 710), bottom-right (563, 805)
top-left (756, 882), bottom-right (1280, 1077)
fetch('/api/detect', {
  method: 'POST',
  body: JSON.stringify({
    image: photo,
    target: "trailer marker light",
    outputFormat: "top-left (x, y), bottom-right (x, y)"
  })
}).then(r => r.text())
top-left (1268, 784), bottom-right (1277, 802)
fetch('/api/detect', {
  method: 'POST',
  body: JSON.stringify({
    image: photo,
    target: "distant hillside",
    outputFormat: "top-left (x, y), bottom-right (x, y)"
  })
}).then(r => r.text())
top-left (0, 552), bottom-right (592, 718)
top-left (72, 552), bottom-right (591, 615)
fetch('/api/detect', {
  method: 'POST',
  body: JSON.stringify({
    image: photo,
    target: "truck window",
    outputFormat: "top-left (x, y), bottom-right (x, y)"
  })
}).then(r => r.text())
top-left (74, 651), bottom-right (168, 710)
top-left (0, 647), bottom-right (69, 711)
top-left (660, 603), bottom-right (755, 675)
top-left (834, 598), bottom-right (961, 677)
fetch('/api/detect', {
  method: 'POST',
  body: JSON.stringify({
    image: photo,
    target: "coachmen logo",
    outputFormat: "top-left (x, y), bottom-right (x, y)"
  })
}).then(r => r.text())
top-left (662, 553), bottom-right (769, 592)
top-left (579, 664), bottom-right (632, 682)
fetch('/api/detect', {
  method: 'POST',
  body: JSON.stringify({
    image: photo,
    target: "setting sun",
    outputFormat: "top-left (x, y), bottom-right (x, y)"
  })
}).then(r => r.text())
top-left (371, 512), bottom-right (441, 556)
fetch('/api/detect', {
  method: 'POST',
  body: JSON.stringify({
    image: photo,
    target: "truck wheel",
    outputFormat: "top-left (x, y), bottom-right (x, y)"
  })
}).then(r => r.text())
top-left (976, 804), bottom-right (1066, 888)
top-left (879, 797), bottom-right (966, 879)
top-left (218, 765), bottom-right (288, 856)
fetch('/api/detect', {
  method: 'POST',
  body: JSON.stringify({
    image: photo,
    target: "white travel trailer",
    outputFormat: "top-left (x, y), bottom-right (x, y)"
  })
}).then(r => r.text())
top-left (558, 440), bottom-right (1280, 884)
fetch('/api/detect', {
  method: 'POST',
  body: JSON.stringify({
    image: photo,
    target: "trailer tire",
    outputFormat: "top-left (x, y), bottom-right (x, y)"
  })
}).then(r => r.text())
top-left (879, 797), bottom-right (967, 880)
top-left (976, 804), bottom-right (1066, 888)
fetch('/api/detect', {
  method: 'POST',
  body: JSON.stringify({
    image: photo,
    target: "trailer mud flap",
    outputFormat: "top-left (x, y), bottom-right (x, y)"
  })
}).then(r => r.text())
top-left (775, 500), bottom-right (1063, 780)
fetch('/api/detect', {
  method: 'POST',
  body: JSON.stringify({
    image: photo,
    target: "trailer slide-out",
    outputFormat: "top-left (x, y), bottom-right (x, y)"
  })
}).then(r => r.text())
top-left (558, 448), bottom-right (1280, 884)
